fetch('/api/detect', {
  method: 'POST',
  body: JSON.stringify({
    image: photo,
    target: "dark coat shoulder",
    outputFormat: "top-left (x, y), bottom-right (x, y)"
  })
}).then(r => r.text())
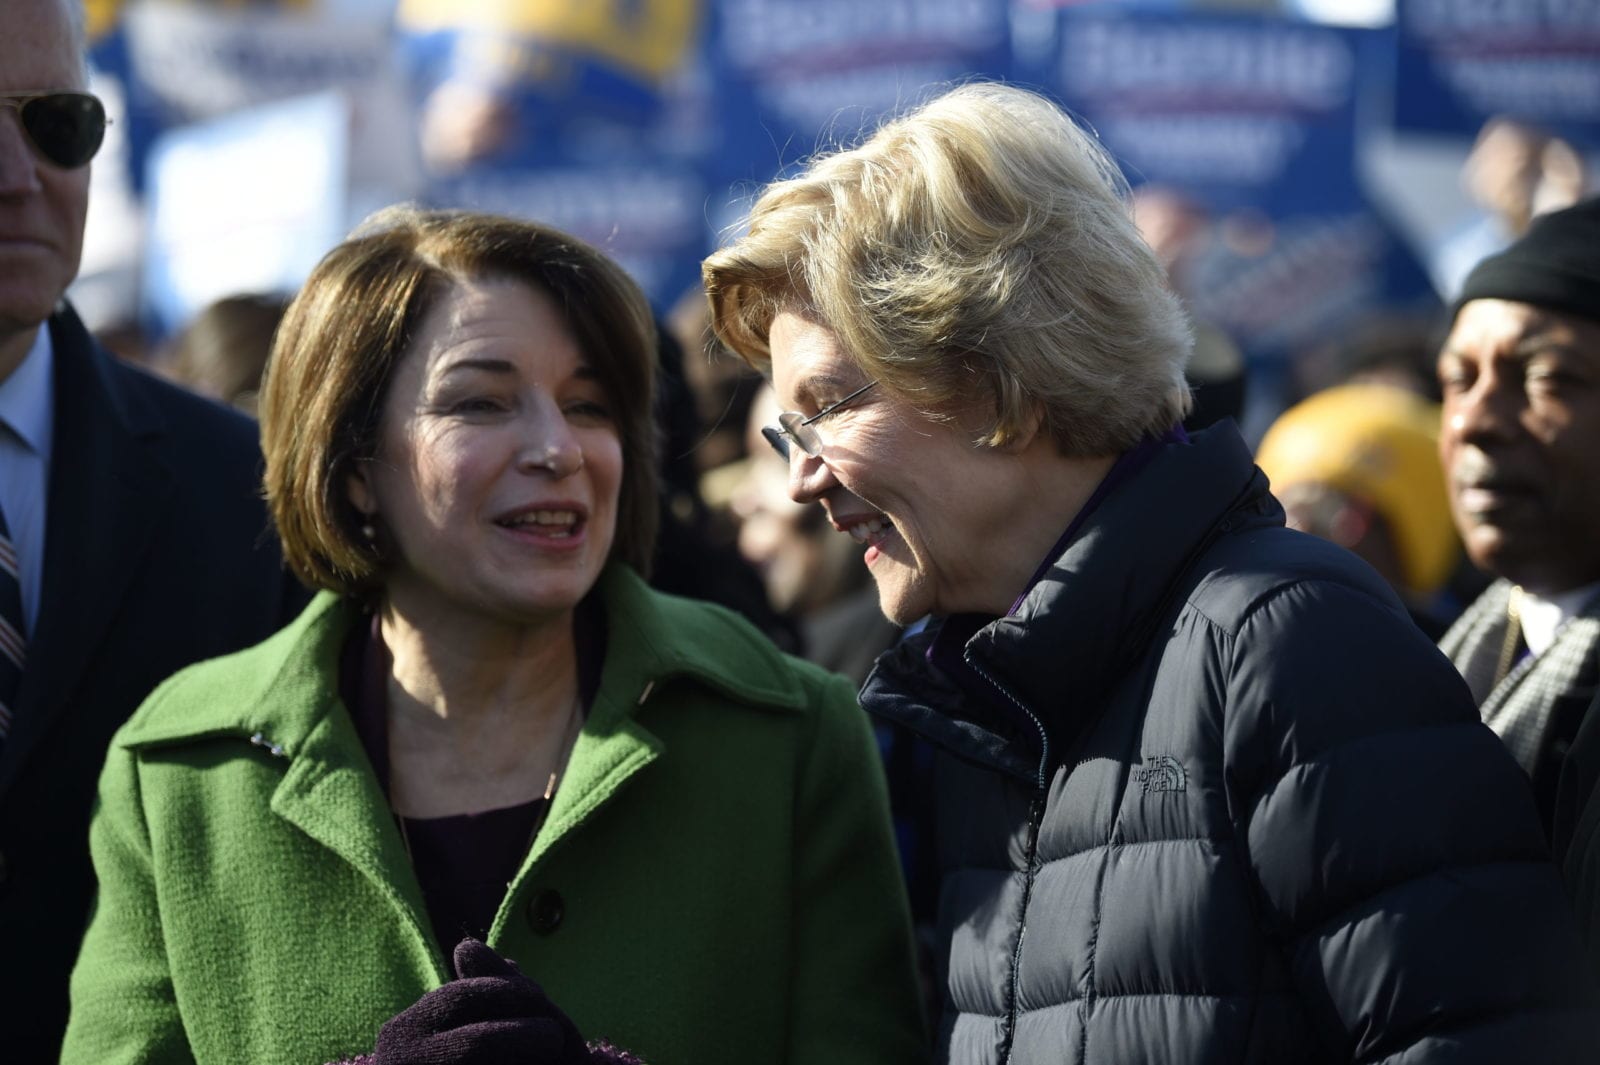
top-left (0, 306), bottom-right (306, 1064)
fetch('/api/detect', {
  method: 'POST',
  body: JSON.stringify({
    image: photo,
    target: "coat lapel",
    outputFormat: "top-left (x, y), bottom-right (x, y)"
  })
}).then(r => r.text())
top-left (522, 568), bottom-right (674, 870)
top-left (529, 717), bottom-right (661, 868)
top-left (112, 593), bottom-right (441, 967)
top-left (1441, 580), bottom-right (1518, 708)
top-left (1486, 612), bottom-right (1600, 719)
top-left (115, 568), bottom-right (806, 957)
top-left (270, 707), bottom-right (439, 961)
top-left (0, 310), bottom-right (173, 790)
top-left (512, 565), bottom-right (807, 882)
top-left (249, 597), bottom-right (438, 959)
top-left (1478, 595), bottom-right (1600, 777)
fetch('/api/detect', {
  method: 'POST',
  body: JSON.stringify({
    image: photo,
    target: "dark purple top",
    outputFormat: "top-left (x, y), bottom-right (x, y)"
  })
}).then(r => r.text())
top-left (338, 609), bottom-right (603, 949)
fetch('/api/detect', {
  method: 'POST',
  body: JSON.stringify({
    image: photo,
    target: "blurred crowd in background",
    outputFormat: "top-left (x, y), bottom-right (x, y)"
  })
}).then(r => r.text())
top-left (66, 0), bottom-right (1599, 660)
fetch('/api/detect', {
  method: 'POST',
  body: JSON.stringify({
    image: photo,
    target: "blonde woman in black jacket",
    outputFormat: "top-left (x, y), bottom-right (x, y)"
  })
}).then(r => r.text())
top-left (703, 82), bottom-right (1600, 1064)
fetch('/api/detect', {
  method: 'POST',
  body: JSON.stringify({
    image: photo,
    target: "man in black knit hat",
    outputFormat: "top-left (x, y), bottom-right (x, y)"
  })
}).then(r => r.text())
top-left (1435, 196), bottom-right (1600, 972)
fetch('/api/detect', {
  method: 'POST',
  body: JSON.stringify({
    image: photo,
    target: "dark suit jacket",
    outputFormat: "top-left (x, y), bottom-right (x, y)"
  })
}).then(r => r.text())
top-left (0, 305), bottom-right (304, 1063)
top-left (1555, 685), bottom-right (1600, 982)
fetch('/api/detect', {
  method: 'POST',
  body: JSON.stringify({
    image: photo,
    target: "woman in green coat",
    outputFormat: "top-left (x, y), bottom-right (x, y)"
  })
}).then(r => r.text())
top-left (61, 208), bottom-right (925, 1065)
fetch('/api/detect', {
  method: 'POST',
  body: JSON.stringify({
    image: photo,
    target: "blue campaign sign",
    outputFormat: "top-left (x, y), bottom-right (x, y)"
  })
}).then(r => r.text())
top-left (704, 0), bottom-right (1015, 205)
top-left (397, 0), bottom-right (714, 310)
top-left (1394, 0), bottom-right (1600, 142)
top-left (1023, 6), bottom-right (1438, 365)
top-left (1038, 8), bottom-right (1365, 212)
top-left (428, 160), bottom-right (712, 314)
top-left (142, 92), bottom-right (351, 337)
top-left (397, 0), bottom-right (704, 162)
top-left (105, 2), bottom-right (405, 195)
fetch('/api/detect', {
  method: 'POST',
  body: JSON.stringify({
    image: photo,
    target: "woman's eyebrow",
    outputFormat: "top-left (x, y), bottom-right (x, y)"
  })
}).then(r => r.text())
top-left (792, 372), bottom-right (850, 405)
top-left (438, 357), bottom-right (516, 378)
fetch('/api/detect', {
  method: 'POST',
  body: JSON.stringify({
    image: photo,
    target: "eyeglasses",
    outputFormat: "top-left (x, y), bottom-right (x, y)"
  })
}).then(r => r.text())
top-left (762, 381), bottom-right (878, 460)
top-left (0, 92), bottom-right (108, 170)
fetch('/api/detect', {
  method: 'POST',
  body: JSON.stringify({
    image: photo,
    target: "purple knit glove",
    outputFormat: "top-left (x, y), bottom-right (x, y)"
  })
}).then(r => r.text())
top-left (366, 938), bottom-right (592, 1065)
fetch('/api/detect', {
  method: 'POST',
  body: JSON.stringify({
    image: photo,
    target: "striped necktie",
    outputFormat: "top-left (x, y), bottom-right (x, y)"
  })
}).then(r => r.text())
top-left (0, 502), bottom-right (25, 744)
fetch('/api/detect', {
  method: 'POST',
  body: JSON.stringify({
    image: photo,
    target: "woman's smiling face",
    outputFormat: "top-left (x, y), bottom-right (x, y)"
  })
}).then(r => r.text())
top-left (766, 310), bottom-right (1038, 624)
top-left (348, 276), bottom-right (622, 629)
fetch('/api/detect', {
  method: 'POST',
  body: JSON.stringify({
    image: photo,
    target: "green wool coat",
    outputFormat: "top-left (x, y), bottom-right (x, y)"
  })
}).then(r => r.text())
top-left (62, 566), bottom-right (925, 1065)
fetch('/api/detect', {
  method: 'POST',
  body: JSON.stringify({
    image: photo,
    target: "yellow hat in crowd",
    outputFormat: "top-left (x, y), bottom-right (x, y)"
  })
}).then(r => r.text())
top-left (1256, 384), bottom-right (1458, 598)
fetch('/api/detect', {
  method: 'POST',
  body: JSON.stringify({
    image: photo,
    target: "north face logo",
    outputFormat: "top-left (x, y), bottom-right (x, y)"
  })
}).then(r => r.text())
top-left (1135, 754), bottom-right (1187, 795)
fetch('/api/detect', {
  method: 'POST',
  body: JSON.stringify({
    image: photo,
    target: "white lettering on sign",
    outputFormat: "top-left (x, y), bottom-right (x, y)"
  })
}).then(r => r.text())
top-left (1405, 0), bottom-right (1600, 36)
top-left (447, 167), bottom-right (702, 248)
top-left (126, 4), bottom-right (395, 120)
top-left (1063, 20), bottom-right (1352, 111)
top-left (720, 0), bottom-right (1004, 67)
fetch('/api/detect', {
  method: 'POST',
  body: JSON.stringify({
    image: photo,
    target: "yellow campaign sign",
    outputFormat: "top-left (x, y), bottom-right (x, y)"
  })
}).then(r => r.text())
top-left (86, 0), bottom-right (316, 43)
top-left (398, 0), bottom-right (700, 79)
top-left (85, 0), bottom-right (121, 41)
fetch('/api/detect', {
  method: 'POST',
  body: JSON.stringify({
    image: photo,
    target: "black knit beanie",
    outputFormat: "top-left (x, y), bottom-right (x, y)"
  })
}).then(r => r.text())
top-left (1455, 196), bottom-right (1600, 324)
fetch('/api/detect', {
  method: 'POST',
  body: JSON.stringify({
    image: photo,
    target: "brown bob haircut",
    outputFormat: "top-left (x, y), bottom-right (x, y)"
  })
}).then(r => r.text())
top-left (260, 206), bottom-right (659, 596)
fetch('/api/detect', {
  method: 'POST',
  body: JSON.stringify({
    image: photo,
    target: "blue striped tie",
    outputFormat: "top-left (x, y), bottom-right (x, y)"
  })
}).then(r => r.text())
top-left (0, 503), bottom-right (25, 745)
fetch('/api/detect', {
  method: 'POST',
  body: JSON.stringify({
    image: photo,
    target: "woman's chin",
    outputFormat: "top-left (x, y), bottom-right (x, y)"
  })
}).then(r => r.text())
top-left (869, 574), bottom-right (930, 627)
top-left (494, 583), bottom-right (594, 622)
top-left (388, 573), bottom-right (598, 633)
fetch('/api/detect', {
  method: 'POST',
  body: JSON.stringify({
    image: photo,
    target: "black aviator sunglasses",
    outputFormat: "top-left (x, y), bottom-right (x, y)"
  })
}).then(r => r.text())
top-left (1, 91), bottom-right (108, 170)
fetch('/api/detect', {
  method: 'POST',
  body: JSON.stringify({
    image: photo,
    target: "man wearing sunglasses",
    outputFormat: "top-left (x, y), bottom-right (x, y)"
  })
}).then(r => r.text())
top-left (0, 3), bottom-right (304, 1059)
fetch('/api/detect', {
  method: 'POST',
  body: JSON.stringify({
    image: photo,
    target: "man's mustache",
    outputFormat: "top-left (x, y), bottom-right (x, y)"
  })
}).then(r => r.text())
top-left (1451, 448), bottom-right (1533, 492)
top-left (1451, 449), bottom-right (1500, 486)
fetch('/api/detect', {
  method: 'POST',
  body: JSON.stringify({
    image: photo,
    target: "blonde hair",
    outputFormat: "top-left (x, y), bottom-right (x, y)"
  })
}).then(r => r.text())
top-left (703, 82), bottom-right (1192, 456)
top-left (260, 206), bottom-right (659, 596)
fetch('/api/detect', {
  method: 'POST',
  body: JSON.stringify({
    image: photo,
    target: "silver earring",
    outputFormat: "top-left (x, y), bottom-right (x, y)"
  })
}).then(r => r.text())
top-left (360, 520), bottom-right (377, 543)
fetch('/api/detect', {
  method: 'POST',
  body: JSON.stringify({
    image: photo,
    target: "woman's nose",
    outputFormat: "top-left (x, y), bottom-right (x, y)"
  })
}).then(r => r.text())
top-left (786, 449), bottom-right (836, 505)
top-left (517, 405), bottom-right (584, 478)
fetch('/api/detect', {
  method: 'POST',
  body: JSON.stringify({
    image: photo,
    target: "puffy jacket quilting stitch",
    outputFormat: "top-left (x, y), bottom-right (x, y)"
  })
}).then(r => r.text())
top-left (862, 424), bottom-right (1600, 1065)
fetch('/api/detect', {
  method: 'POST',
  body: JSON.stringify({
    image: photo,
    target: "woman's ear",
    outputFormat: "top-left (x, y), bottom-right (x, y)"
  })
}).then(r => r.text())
top-left (346, 461), bottom-right (377, 518)
top-left (998, 402), bottom-right (1047, 455)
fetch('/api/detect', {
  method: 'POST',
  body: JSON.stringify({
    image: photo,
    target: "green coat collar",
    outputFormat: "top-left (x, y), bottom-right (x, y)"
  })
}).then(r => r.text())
top-left (118, 563), bottom-right (805, 754)
top-left (113, 565), bottom-right (808, 958)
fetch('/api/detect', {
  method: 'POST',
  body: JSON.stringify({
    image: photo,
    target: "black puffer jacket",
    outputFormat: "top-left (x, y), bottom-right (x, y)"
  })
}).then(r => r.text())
top-left (862, 425), bottom-right (1598, 1064)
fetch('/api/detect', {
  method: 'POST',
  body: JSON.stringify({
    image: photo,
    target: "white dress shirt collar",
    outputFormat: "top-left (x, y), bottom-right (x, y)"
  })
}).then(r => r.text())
top-left (0, 323), bottom-right (57, 634)
top-left (0, 325), bottom-right (55, 456)
top-left (1521, 582), bottom-right (1600, 658)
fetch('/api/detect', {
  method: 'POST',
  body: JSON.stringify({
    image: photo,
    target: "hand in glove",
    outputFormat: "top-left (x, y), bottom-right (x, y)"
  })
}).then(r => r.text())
top-left (368, 938), bottom-right (593, 1065)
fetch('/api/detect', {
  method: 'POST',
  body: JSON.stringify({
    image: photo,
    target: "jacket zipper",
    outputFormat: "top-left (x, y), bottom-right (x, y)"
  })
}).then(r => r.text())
top-left (964, 654), bottom-right (1050, 1063)
top-left (962, 655), bottom-right (1051, 791)
top-left (958, 485), bottom-right (1262, 1060)
top-left (1001, 796), bottom-right (1046, 1064)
